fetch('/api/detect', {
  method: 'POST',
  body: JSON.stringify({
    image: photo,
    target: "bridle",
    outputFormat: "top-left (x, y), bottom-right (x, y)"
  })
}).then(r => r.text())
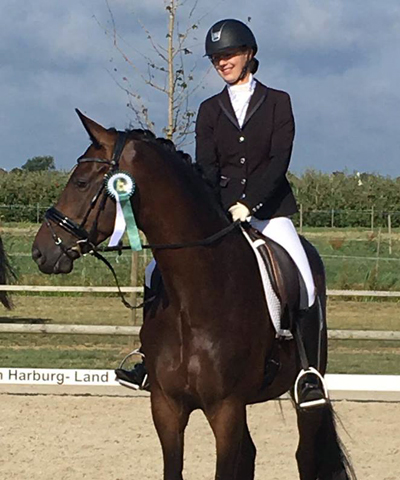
top-left (44, 131), bottom-right (129, 258)
top-left (44, 130), bottom-right (241, 309)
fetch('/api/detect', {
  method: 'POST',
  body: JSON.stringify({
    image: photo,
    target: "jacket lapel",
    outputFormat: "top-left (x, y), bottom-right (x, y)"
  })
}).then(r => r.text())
top-left (217, 81), bottom-right (268, 131)
top-left (217, 87), bottom-right (241, 131)
top-left (243, 81), bottom-right (268, 128)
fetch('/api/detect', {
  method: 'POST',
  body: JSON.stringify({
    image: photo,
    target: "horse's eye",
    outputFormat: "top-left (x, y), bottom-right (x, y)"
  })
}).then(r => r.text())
top-left (75, 179), bottom-right (89, 189)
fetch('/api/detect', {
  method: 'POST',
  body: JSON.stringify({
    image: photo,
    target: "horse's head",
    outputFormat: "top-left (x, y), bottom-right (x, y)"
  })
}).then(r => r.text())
top-left (32, 110), bottom-right (139, 274)
top-left (33, 110), bottom-right (227, 275)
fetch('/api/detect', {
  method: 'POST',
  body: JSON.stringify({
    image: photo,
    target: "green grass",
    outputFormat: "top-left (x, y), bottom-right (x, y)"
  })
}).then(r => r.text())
top-left (303, 229), bottom-right (400, 290)
top-left (327, 340), bottom-right (400, 374)
top-left (0, 346), bottom-right (136, 369)
top-left (0, 297), bottom-right (141, 370)
top-left (3, 223), bottom-right (400, 289)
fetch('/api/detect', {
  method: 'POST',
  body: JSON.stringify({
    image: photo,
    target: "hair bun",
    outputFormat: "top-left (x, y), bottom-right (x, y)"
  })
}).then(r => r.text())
top-left (249, 57), bottom-right (259, 74)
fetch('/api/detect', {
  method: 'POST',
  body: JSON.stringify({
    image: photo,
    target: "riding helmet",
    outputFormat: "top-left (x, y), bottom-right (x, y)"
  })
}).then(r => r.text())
top-left (205, 19), bottom-right (258, 58)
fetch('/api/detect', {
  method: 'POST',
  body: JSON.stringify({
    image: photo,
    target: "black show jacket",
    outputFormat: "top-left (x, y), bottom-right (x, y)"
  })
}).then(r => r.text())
top-left (195, 80), bottom-right (298, 219)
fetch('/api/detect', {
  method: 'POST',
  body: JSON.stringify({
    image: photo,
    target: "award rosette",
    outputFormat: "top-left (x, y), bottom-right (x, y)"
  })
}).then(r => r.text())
top-left (105, 171), bottom-right (142, 251)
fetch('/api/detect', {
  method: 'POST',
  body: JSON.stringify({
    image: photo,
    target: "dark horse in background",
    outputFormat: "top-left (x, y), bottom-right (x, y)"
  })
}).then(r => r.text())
top-left (0, 235), bottom-right (14, 309)
top-left (32, 111), bottom-right (356, 480)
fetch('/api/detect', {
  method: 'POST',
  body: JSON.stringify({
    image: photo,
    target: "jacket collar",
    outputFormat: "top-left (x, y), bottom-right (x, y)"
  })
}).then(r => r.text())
top-left (217, 80), bottom-right (268, 131)
top-left (218, 87), bottom-right (240, 129)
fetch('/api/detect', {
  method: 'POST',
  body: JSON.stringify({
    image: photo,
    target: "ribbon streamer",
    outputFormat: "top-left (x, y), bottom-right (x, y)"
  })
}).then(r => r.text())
top-left (107, 172), bottom-right (142, 251)
top-left (108, 199), bottom-right (125, 247)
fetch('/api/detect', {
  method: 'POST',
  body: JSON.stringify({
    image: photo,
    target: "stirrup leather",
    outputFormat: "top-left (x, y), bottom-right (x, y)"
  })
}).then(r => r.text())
top-left (294, 367), bottom-right (329, 409)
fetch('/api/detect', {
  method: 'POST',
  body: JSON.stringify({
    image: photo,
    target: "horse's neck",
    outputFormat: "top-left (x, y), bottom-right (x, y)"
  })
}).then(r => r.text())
top-left (134, 154), bottom-right (239, 298)
top-left (142, 190), bottom-right (232, 296)
top-left (140, 168), bottom-right (228, 249)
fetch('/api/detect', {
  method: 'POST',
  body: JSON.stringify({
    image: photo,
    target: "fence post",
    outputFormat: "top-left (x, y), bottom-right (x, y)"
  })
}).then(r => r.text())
top-left (388, 214), bottom-right (392, 255)
top-left (375, 227), bottom-right (381, 275)
top-left (331, 209), bottom-right (334, 228)
top-left (299, 204), bottom-right (303, 233)
top-left (36, 203), bottom-right (40, 223)
top-left (371, 206), bottom-right (374, 231)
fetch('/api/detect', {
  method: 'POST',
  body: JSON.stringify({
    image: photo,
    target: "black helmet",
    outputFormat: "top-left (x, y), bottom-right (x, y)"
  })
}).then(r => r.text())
top-left (205, 19), bottom-right (258, 58)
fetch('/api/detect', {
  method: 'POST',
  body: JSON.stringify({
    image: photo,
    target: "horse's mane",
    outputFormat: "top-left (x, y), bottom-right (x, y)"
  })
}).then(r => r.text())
top-left (106, 127), bottom-right (216, 196)
top-left (104, 126), bottom-right (223, 212)
top-left (125, 128), bottom-right (193, 166)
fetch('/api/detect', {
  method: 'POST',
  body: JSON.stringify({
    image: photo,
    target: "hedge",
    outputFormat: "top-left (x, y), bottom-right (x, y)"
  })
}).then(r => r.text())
top-left (1, 169), bottom-right (400, 226)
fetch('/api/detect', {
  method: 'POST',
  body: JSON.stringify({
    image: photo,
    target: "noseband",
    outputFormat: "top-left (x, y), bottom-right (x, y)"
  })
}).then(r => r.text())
top-left (44, 132), bottom-right (129, 257)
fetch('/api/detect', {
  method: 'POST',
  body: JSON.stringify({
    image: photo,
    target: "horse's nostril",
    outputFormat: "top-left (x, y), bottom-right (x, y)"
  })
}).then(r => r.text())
top-left (32, 247), bottom-right (44, 265)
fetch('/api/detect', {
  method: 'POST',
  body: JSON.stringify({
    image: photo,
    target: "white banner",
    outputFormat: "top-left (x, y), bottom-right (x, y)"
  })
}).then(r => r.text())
top-left (0, 368), bottom-right (119, 386)
top-left (0, 369), bottom-right (399, 391)
top-left (326, 374), bottom-right (400, 392)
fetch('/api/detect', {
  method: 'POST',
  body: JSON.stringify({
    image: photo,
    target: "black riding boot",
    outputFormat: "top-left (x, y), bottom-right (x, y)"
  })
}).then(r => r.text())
top-left (293, 298), bottom-right (328, 409)
top-left (114, 286), bottom-right (153, 391)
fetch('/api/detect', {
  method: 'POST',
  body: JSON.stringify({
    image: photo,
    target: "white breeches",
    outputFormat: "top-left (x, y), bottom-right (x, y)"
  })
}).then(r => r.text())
top-left (145, 258), bottom-right (157, 289)
top-left (250, 216), bottom-right (316, 307)
top-left (144, 217), bottom-right (316, 307)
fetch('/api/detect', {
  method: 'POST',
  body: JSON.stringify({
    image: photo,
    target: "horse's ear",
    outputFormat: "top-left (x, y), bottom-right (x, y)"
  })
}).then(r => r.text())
top-left (75, 109), bottom-right (110, 149)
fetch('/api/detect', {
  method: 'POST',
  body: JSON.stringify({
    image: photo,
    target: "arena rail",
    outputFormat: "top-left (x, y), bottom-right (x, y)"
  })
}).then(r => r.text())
top-left (0, 286), bottom-right (399, 340)
top-left (1, 285), bottom-right (400, 297)
top-left (0, 323), bottom-right (398, 340)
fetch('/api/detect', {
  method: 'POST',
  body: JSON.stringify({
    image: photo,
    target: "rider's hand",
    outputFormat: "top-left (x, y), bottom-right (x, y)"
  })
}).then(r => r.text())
top-left (228, 202), bottom-right (251, 222)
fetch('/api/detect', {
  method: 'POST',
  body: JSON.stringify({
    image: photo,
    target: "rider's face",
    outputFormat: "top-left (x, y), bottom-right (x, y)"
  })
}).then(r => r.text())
top-left (211, 48), bottom-right (252, 85)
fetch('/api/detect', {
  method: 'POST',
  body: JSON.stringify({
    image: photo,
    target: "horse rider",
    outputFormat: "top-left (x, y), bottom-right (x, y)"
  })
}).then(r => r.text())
top-left (115, 19), bottom-right (327, 408)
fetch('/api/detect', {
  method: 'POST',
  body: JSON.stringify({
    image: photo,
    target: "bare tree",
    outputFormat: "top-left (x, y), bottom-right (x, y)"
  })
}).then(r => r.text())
top-left (100, 0), bottom-right (210, 146)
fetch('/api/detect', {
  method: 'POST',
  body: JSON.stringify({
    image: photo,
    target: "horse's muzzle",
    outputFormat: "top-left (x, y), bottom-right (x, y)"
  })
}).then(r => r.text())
top-left (32, 245), bottom-right (80, 274)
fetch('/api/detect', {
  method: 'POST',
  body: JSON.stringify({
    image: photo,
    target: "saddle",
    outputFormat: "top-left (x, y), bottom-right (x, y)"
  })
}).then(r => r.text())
top-left (244, 225), bottom-right (308, 332)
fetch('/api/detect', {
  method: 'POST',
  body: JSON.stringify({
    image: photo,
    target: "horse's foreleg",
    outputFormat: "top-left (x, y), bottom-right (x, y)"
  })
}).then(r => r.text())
top-left (236, 422), bottom-right (256, 480)
top-left (206, 399), bottom-right (255, 480)
top-left (151, 389), bottom-right (189, 480)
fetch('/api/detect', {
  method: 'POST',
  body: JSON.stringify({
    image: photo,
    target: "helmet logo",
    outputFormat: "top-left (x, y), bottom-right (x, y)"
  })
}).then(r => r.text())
top-left (211, 28), bottom-right (222, 42)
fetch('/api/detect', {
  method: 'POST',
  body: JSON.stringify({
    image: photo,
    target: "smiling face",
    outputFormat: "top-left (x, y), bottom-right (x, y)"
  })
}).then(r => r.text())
top-left (211, 48), bottom-right (253, 85)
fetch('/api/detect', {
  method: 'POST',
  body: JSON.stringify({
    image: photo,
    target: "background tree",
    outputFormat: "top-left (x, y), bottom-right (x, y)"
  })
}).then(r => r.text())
top-left (101, 0), bottom-right (209, 146)
top-left (21, 156), bottom-right (56, 172)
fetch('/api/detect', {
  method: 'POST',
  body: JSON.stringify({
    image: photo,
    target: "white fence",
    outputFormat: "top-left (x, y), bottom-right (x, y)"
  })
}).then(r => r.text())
top-left (1, 285), bottom-right (400, 297)
top-left (0, 323), bottom-right (398, 340)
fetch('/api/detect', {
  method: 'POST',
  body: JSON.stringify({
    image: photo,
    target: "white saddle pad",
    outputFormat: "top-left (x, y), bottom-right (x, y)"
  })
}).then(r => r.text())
top-left (241, 228), bottom-right (292, 338)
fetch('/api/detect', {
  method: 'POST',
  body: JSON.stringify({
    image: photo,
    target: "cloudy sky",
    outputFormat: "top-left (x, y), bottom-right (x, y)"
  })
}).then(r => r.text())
top-left (1, 0), bottom-right (399, 175)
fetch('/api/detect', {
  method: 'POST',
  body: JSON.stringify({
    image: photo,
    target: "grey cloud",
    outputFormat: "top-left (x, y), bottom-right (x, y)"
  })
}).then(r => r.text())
top-left (0, 0), bottom-right (399, 176)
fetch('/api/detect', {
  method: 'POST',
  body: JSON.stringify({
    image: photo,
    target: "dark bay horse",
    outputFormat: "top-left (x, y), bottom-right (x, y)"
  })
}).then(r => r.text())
top-left (0, 235), bottom-right (14, 309)
top-left (32, 111), bottom-right (356, 480)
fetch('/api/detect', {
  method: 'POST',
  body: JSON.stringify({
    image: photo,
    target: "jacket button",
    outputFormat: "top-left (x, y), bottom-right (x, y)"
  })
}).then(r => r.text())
top-left (241, 178), bottom-right (246, 185)
top-left (239, 136), bottom-right (245, 143)
top-left (240, 157), bottom-right (246, 164)
top-left (241, 193), bottom-right (246, 199)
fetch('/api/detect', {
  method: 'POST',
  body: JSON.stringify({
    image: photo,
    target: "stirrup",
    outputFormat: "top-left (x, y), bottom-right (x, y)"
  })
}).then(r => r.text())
top-left (117, 375), bottom-right (149, 391)
top-left (294, 367), bottom-right (329, 409)
top-left (116, 349), bottom-right (149, 391)
top-left (118, 348), bottom-right (145, 370)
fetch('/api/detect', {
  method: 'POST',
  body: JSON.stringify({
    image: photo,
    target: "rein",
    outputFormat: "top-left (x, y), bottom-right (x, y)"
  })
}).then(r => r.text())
top-left (44, 131), bottom-right (241, 310)
top-left (96, 219), bottom-right (240, 253)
